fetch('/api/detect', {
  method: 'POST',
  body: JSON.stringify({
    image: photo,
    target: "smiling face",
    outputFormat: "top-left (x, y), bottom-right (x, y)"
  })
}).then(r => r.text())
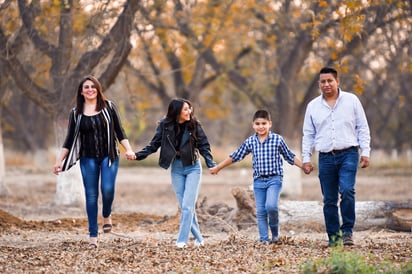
top-left (178, 102), bottom-right (192, 123)
top-left (253, 117), bottom-right (272, 138)
top-left (81, 80), bottom-right (98, 101)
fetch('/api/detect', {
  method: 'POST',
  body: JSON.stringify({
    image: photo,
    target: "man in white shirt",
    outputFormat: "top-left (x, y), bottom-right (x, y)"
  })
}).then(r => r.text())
top-left (302, 67), bottom-right (371, 247)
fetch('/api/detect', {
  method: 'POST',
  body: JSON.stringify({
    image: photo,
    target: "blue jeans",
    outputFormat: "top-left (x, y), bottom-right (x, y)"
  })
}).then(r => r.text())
top-left (80, 157), bottom-right (119, 237)
top-left (253, 175), bottom-right (283, 242)
top-left (318, 147), bottom-right (359, 241)
top-left (170, 159), bottom-right (203, 244)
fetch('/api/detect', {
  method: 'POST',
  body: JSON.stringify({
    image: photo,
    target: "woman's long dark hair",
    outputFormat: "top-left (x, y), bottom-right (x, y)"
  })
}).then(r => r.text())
top-left (165, 98), bottom-right (199, 140)
top-left (75, 75), bottom-right (107, 115)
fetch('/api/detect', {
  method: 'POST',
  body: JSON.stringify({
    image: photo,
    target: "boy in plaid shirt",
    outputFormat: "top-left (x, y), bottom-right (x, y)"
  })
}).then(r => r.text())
top-left (210, 110), bottom-right (303, 243)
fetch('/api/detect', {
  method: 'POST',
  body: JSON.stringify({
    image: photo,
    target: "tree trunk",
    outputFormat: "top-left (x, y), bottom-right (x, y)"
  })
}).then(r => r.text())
top-left (280, 200), bottom-right (412, 232)
top-left (282, 146), bottom-right (302, 198)
top-left (0, 120), bottom-right (9, 197)
top-left (201, 187), bottom-right (412, 232)
top-left (53, 118), bottom-right (84, 206)
top-left (54, 164), bottom-right (84, 206)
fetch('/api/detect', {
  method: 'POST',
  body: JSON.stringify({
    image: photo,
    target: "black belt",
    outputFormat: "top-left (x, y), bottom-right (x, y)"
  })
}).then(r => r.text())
top-left (320, 146), bottom-right (357, 155)
top-left (259, 174), bottom-right (276, 178)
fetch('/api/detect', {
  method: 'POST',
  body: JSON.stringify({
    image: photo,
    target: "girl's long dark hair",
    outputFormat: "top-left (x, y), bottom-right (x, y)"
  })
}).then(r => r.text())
top-left (165, 98), bottom-right (199, 140)
top-left (75, 75), bottom-right (107, 115)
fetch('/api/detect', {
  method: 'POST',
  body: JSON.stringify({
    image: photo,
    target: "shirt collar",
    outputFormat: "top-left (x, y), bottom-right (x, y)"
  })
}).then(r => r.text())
top-left (253, 131), bottom-right (274, 141)
top-left (321, 88), bottom-right (342, 107)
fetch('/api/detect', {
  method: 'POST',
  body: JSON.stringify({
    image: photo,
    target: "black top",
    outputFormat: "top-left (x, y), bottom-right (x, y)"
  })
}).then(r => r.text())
top-left (62, 101), bottom-right (128, 171)
top-left (175, 121), bottom-right (188, 152)
top-left (79, 113), bottom-right (108, 158)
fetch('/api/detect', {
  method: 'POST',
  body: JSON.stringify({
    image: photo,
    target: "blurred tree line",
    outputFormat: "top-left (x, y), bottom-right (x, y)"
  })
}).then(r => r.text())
top-left (1, 0), bottom-right (411, 159)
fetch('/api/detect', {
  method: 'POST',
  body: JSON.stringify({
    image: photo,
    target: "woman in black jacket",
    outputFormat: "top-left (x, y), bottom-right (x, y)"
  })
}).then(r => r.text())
top-left (135, 98), bottom-right (216, 248)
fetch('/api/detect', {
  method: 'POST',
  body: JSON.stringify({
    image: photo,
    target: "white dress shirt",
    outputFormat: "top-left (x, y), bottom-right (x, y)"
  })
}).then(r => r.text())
top-left (302, 89), bottom-right (371, 163)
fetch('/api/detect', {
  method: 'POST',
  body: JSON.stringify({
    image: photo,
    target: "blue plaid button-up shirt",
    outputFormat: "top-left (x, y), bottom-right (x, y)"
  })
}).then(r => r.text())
top-left (230, 131), bottom-right (296, 179)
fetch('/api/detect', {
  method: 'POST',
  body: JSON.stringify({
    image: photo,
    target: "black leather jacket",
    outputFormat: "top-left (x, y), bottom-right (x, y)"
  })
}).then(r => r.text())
top-left (135, 119), bottom-right (216, 169)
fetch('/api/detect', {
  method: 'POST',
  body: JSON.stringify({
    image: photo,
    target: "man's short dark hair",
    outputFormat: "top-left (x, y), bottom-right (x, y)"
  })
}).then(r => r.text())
top-left (320, 67), bottom-right (338, 79)
top-left (253, 109), bottom-right (271, 121)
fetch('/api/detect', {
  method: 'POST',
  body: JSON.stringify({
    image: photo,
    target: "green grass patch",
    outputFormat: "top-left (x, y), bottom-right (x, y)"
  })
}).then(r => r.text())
top-left (301, 249), bottom-right (412, 274)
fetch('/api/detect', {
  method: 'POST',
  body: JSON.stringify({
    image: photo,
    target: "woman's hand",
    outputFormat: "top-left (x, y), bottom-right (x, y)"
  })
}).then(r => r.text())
top-left (53, 163), bottom-right (62, 175)
top-left (209, 166), bottom-right (219, 175)
top-left (125, 151), bottom-right (136, 160)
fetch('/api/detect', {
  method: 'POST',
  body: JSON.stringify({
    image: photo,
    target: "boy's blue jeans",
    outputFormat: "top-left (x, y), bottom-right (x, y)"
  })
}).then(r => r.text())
top-left (318, 147), bottom-right (359, 242)
top-left (253, 175), bottom-right (283, 242)
top-left (80, 157), bottom-right (119, 237)
top-left (170, 159), bottom-right (203, 245)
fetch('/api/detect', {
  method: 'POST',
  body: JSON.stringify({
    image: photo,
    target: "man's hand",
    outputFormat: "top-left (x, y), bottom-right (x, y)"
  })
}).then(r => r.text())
top-left (302, 162), bottom-right (314, 174)
top-left (360, 156), bottom-right (370, 168)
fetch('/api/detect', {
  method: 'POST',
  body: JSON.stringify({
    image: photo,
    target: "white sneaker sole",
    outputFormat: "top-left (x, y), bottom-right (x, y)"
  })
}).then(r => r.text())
top-left (176, 242), bottom-right (187, 248)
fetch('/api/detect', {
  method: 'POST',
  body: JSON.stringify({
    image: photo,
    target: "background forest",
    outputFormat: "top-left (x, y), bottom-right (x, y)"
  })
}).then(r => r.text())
top-left (1, 3), bottom-right (411, 272)
top-left (0, 0), bottom-right (411, 168)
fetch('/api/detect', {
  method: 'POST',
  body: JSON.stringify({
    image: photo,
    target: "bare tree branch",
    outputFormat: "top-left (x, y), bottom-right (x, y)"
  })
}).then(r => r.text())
top-left (0, 28), bottom-right (57, 114)
top-left (17, 0), bottom-right (56, 57)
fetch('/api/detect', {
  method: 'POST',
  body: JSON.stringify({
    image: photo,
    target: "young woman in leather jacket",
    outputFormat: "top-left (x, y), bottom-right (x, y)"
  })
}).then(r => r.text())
top-left (135, 98), bottom-right (216, 248)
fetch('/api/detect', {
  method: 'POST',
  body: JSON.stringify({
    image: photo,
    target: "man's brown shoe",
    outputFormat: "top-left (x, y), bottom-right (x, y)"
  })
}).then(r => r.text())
top-left (342, 234), bottom-right (354, 246)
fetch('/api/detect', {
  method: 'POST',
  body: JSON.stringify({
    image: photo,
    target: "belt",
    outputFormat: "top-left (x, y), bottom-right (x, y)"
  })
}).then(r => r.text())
top-left (258, 174), bottom-right (276, 178)
top-left (320, 146), bottom-right (357, 155)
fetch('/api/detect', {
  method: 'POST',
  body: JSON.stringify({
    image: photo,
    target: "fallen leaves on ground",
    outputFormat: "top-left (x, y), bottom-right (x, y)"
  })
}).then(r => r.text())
top-left (0, 209), bottom-right (411, 273)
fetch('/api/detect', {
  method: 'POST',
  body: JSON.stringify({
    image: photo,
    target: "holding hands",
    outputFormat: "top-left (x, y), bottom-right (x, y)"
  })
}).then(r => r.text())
top-left (125, 151), bottom-right (136, 160)
top-left (209, 158), bottom-right (232, 175)
top-left (120, 140), bottom-right (136, 160)
top-left (209, 166), bottom-right (219, 175)
top-left (302, 162), bottom-right (314, 175)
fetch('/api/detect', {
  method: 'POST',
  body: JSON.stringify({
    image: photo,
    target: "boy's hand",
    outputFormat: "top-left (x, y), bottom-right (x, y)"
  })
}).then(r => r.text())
top-left (302, 162), bottom-right (313, 174)
top-left (209, 166), bottom-right (219, 175)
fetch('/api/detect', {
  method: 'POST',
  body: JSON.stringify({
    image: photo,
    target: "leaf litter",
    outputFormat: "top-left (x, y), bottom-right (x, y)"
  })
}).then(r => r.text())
top-left (0, 209), bottom-right (410, 273)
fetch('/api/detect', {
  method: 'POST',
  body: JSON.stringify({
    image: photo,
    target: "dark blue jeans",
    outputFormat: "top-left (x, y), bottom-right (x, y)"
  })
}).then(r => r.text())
top-left (318, 147), bottom-right (359, 242)
top-left (80, 157), bottom-right (119, 237)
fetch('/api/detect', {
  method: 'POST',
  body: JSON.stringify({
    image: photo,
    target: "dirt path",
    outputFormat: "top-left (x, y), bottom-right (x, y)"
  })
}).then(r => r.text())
top-left (0, 166), bottom-right (411, 273)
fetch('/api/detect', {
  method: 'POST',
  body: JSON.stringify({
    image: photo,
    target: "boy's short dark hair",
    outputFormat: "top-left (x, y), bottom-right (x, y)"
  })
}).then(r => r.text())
top-left (319, 67), bottom-right (338, 79)
top-left (253, 109), bottom-right (271, 121)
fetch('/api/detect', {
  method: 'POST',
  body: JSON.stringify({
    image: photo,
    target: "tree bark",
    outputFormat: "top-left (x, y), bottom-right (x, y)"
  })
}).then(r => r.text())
top-left (201, 187), bottom-right (412, 232)
top-left (0, 119), bottom-right (8, 197)
top-left (280, 200), bottom-right (412, 232)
